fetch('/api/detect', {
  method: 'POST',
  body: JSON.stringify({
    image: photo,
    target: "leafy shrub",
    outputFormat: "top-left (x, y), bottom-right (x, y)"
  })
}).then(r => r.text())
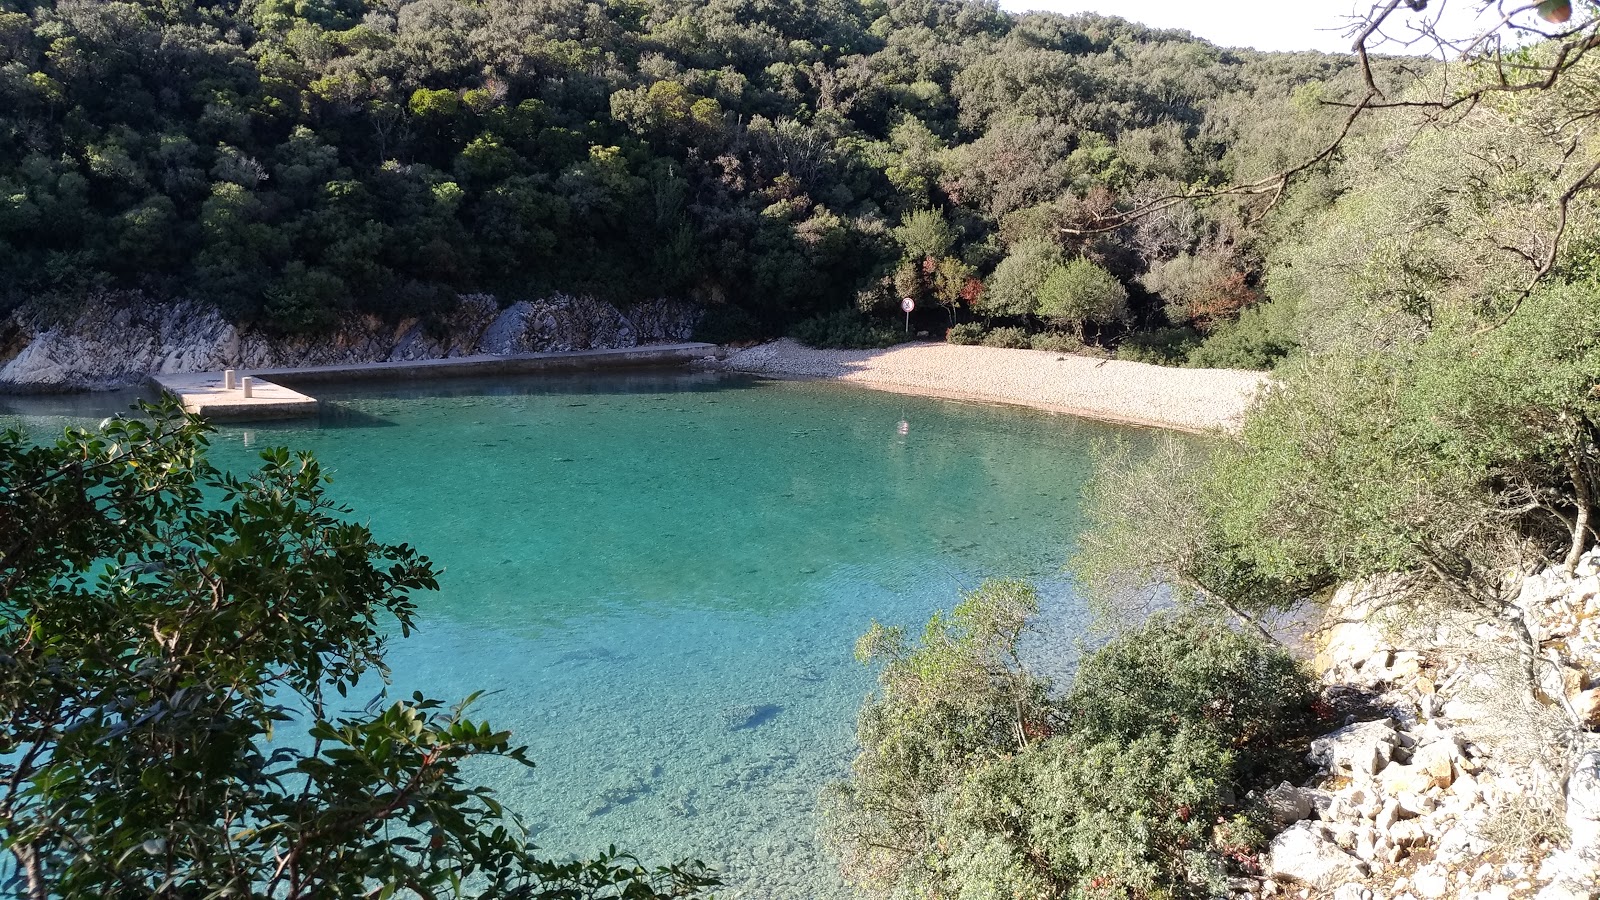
top-left (1117, 325), bottom-right (1201, 365)
top-left (1064, 611), bottom-right (1315, 785)
top-left (979, 325), bottom-right (1029, 348)
top-left (1028, 330), bottom-right (1081, 353)
top-left (822, 580), bottom-right (1051, 895)
top-left (1143, 251), bottom-right (1260, 332)
top-left (825, 597), bottom-right (1316, 900)
top-left (789, 309), bottom-right (901, 349)
top-left (976, 237), bottom-right (1060, 318)
top-left (946, 322), bottom-right (985, 344)
top-left (931, 728), bottom-right (1239, 899)
top-left (1187, 296), bottom-right (1299, 370)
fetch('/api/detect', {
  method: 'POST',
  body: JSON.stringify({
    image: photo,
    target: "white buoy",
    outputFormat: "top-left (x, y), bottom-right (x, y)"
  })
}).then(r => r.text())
top-left (223, 369), bottom-right (236, 390)
top-left (241, 376), bottom-right (254, 398)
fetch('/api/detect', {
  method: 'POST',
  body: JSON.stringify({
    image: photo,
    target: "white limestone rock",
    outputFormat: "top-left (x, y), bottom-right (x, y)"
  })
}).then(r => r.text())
top-left (1260, 782), bottom-right (1318, 828)
top-left (1310, 719), bottom-right (1399, 779)
top-left (1568, 750), bottom-right (1600, 853)
top-left (1411, 863), bottom-right (1450, 899)
top-left (1268, 822), bottom-right (1369, 891)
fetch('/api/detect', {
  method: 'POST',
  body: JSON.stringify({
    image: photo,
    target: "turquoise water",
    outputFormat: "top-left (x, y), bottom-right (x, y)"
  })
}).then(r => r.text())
top-left (2, 372), bottom-right (1154, 898)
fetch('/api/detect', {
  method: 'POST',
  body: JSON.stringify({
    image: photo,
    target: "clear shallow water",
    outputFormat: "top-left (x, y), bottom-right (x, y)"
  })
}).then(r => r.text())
top-left (3, 372), bottom-right (1155, 898)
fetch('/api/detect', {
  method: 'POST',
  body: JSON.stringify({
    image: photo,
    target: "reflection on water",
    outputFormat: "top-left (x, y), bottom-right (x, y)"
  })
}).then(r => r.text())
top-left (4, 371), bottom-right (1158, 899)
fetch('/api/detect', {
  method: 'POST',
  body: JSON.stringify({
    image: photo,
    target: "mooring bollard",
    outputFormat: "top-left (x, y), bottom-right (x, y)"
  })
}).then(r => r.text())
top-left (224, 368), bottom-right (237, 390)
top-left (240, 376), bottom-right (254, 398)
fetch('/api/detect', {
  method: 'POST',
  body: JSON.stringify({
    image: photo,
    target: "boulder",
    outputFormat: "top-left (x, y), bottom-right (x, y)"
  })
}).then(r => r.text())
top-left (1575, 689), bottom-right (1600, 731)
top-left (1568, 749), bottom-right (1600, 852)
top-left (1378, 762), bottom-right (1443, 796)
top-left (1388, 819), bottom-right (1427, 846)
top-left (1267, 822), bottom-right (1369, 891)
top-left (1326, 786), bottom-right (1381, 823)
top-left (1260, 782), bottom-right (1318, 828)
top-left (1410, 863), bottom-right (1449, 899)
top-left (1310, 719), bottom-right (1399, 779)
top-left (1413, 735), bottom-right (1466, 780)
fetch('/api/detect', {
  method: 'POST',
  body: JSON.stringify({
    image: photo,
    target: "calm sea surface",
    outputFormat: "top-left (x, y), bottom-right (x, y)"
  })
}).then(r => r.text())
top-left (2, 371), bottom-right (1156, 898)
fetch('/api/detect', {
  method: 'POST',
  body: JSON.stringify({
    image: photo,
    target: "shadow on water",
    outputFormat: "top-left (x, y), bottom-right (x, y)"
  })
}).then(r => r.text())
top-left (0, 385), bottom-right (160, 423)
top-left (724, 703), bottom-right (783, 731)
top-left (278, 367), bottom-right (756, 406)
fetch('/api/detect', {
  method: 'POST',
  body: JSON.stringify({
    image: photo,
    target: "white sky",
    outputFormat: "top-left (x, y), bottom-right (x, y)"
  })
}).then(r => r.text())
top-left (997, 1), bottom-right (1503, 53)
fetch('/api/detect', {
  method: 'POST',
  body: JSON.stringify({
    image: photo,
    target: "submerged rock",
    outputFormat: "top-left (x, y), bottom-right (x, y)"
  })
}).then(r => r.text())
top-left (720, 703), bottom-right (783, 731)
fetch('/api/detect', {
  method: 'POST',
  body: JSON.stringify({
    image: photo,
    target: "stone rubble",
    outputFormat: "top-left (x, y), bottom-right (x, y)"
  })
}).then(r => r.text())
top-left (1253, 552), bottom-right (1600, 900)
top-left (0, 292), bottom-right (701, 391)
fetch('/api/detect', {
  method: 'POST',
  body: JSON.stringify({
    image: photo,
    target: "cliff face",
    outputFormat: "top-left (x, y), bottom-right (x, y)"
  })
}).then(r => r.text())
top-left (0, 293), bottom-right (701, 392)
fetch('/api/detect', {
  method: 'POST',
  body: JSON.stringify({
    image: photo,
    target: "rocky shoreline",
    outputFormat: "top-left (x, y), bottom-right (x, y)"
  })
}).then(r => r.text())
top-left (1255, 555), bottom-right (1600, 900)
top-left (0, 292), bottom-right (699, 392)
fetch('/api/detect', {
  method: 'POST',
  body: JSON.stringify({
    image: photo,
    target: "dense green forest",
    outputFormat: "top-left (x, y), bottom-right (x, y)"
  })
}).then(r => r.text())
top-left (0, 0), bottom-right (1357, 342)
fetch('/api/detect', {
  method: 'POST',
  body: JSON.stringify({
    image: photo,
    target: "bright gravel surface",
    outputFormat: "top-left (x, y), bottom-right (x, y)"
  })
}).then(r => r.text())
top-left (719, 339), bottom-right (1269, 433)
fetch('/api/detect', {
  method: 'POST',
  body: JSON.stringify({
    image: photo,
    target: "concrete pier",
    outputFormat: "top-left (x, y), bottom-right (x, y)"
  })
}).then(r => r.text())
top-left (151, 372), bottom-right (318, 420)
top-left (150, 342), bottom-right (726, 421)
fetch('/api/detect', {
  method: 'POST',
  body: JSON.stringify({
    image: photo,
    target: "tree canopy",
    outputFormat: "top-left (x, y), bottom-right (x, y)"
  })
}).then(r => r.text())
top-left (0, 0), bottom-right (1361, 338)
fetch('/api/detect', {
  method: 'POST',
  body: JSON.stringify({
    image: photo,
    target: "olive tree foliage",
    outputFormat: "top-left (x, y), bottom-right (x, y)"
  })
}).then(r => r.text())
top-left (1264, 54), bottom-right (1600, 355)
top-left (0, 404), bottom-right (715, 900)
top-left (822, 584), bottom-right (1315, 900)
top-left (1072, 0), bottom-right (1600, 247)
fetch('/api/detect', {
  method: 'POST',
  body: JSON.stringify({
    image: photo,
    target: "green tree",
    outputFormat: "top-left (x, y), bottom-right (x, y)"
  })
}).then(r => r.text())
top-left (976, 237), bottom-right (1060, 319)
top-left (892, 208), bottom-right (955, 262)
top-left (0, 404), bottom-right (716, 899)
top-left (1036, 256), bottom-right (1129, 337)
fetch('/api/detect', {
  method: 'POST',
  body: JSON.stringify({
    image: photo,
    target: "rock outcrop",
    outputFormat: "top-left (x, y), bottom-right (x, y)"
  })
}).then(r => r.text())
top-left (0, 292), bottom-right (701, 391)
top-left (1254, 553), bottom-right (1600, 900)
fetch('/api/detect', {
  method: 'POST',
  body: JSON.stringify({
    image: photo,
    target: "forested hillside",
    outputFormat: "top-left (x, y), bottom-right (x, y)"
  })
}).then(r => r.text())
top-left (0, 0), bottom-right (1356, 340)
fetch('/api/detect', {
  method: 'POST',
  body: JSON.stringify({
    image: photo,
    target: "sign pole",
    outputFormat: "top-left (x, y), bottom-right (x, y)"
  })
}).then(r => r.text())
top-left (900, 297), bottom-right (915, 335)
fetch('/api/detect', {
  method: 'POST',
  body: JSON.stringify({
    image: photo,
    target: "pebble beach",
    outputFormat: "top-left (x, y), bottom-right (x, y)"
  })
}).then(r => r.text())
top-left (718, 339), bottom-right (1270, 433)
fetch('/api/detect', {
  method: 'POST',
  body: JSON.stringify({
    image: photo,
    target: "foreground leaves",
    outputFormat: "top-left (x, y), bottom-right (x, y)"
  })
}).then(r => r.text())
top-left (0, 401), bottom-right (716, 899)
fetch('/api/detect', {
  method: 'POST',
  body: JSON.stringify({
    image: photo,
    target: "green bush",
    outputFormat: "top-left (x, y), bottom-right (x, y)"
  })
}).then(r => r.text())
top-left (1037, 256), bottom-right (1130, 337)
top-left (1028, 330), bottom-right (1081, 353)
top-left (789, 309), bottom-right (901, 349)
top-left (1065, 612), bottom-right (1315, 785)
top-left (1187, 296), bottom-right (1299, 370)
top-left (1117, 325), bottom-right (1201, 366)
top-left (979, 325), bottom-right (1029, 348)
top-left (946, 322), bottom-right (986, 344)
top-left (824, 596), bottom-right (1316, 900)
